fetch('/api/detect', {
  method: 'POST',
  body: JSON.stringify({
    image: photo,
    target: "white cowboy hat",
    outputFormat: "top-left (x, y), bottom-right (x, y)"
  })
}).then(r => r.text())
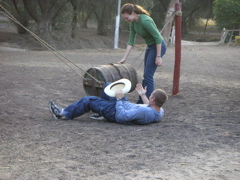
top-left (104, 79), bottom-right (132, 97)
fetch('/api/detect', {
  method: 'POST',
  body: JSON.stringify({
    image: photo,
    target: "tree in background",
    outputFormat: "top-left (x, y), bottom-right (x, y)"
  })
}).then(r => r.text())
top-left (151, 0), bottom-right (214, 37)
top-left (1, 0), bottom-right (30, 34)
top-left (70, 0), bottom-right (80, 38)
top-left (1, 0), bottom-right (223, 43)
top-left (69, 0), bottom-right (93, 37)
top-left (91, 0), bottom-right (116, 36)
top-left (214, 0), bottom-right (240, 29)
top-left (160, 0), bottom-right (179, 44)
top-left (180, 0), bottom-right (214, 34)
top-left (203, 0), bottom-right (214, 35)
top-left (79, 0), bottom-right (93, 29)
top-left (22, 0), bottom-right (68, 38)
top-left (151, 0), bottom-right (169, 29)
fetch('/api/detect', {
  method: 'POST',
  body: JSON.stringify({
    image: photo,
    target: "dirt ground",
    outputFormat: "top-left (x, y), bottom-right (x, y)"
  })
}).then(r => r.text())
top-left (0, 23), bottom-right (240, 180)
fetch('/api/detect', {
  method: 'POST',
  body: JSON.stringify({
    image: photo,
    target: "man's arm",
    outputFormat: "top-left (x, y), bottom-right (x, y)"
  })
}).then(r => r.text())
top-left (114, 89), bottom-right (156, 124)
top-left (115, 102), bottom-right (147, 124)
top-left (115, 90), bottom-right (143, 123)
top-left (135, 83), bottom-right (149, 104)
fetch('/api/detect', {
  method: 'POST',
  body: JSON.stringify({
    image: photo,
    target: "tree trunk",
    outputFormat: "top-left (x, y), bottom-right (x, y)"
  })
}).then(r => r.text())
top-left (81, 11), bottom-right (92, 29)
top-left (162, 0), bottom-right (179, 44)
top-left (182, 19), bottom-right (188, 34)
top-left (97, 2), bottom-right (108, 36)
top-left (70, 0), bottom-right (79, 38)
top-left (23, 0), bottom-right (68, 37)
top-left (71, 9), bottom-right (78, 38)
top-left (97, 18), bottom-right (107, 36)
top-left (16, 18), bottom-right (28, 34)
top-left (38, 20), bottom-right (51, 37)
top-left (204, 18), bottom-right (209, 35)
top-left (93, 1), bottom-right (108, 36)
top-left (10, 0), bottom-right (29, 34)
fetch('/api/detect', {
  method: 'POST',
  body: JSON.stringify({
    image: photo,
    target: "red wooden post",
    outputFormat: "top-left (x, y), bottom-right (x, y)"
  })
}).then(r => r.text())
top-left (172, 2), bottom-right (182, 95)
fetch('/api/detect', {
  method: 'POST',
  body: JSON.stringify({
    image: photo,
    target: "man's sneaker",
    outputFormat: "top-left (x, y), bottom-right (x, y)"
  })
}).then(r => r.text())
top-left (89, 113), bottom-right (105, 120)
top-left (49, 101), bottom-right (63, 119)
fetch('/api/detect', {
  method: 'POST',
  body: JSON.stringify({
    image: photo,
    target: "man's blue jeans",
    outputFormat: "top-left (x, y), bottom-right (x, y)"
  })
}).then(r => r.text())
top-left (137, 40), bottom-right (167, 104)
top-left (63, 83), bottom-right (127, 121)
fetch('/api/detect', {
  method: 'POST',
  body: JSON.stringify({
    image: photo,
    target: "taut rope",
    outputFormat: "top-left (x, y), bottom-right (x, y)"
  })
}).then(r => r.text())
top-left (0, 4), bottom-right (101, 83)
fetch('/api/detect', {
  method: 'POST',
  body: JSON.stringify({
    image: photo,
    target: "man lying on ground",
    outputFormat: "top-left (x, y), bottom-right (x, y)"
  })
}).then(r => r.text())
top-left (49, 82), bottom-right (168, 125)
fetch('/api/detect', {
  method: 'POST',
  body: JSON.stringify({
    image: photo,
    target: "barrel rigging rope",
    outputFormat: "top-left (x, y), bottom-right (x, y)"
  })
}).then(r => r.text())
top-left (0, 4), bottom-right (101, 84)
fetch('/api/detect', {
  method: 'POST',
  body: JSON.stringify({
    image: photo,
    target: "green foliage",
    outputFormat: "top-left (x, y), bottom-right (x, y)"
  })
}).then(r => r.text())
top-left (214, 0), bottom-right (240, 29)
top-left (151, 0), bottom-right (214, 33)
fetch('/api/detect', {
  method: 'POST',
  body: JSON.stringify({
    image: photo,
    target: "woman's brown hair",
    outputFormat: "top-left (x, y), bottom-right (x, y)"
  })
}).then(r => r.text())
top-left (120, 3), bottom-right (150, 16)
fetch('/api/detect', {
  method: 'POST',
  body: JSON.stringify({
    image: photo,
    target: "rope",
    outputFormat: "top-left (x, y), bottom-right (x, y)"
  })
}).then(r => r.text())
top-left (160, 11), bottom-right (178, 33)
top-left (130, 49), bottom-right (145, 71)
top-left (0, 5), bottom-right (101, 84)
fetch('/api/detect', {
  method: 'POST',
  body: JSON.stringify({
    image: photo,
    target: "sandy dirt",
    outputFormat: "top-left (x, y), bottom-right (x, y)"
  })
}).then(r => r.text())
top-left (0, 24), bottom-right (240, 180)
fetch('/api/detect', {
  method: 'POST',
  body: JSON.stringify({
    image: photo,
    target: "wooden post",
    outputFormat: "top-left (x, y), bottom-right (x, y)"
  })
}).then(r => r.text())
top-left (172, 2), bottom-right (182, 95)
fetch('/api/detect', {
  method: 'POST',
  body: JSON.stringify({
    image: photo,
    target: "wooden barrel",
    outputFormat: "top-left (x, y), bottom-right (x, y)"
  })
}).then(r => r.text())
top-left (83, 63), bottom-right (138, 97)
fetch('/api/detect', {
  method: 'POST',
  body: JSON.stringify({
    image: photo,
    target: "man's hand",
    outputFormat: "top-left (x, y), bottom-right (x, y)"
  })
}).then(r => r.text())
top-left (135, 83), bottom-right (149, 104)
top-left (115, 90), bottom-right (124, 100)
top-left (135, 83), bottom-right (147, 96)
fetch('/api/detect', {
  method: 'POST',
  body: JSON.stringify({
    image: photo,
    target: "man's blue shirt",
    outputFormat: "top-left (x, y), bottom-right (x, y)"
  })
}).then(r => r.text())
top-left (115, 100), bottom-right (164, 125)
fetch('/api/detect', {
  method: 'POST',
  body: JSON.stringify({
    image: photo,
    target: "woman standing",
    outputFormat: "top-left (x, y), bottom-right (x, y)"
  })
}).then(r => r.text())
top-left (118, 3), bottom-right (166, 103)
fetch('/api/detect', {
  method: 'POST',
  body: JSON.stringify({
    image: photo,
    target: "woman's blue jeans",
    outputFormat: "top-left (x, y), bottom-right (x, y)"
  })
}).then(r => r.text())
top-left (63, 83), bottom-right (127, 121)
top-left (137, 40), bottom-right (167, 104)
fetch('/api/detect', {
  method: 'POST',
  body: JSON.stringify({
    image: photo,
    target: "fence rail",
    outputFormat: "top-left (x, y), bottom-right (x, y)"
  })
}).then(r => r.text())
top-left (219, 28), bottom-right (240, 45)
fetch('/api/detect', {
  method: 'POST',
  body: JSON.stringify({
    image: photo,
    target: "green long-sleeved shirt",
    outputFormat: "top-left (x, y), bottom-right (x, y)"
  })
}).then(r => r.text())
top-left (128, 14), bottom-right (163, 46)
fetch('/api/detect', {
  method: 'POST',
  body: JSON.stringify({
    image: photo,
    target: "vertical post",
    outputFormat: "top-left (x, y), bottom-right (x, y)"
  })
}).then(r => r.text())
top-left (114, 0), bottom-right (121, 49)
top-left (172, 2), bottom-right (182, 95)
